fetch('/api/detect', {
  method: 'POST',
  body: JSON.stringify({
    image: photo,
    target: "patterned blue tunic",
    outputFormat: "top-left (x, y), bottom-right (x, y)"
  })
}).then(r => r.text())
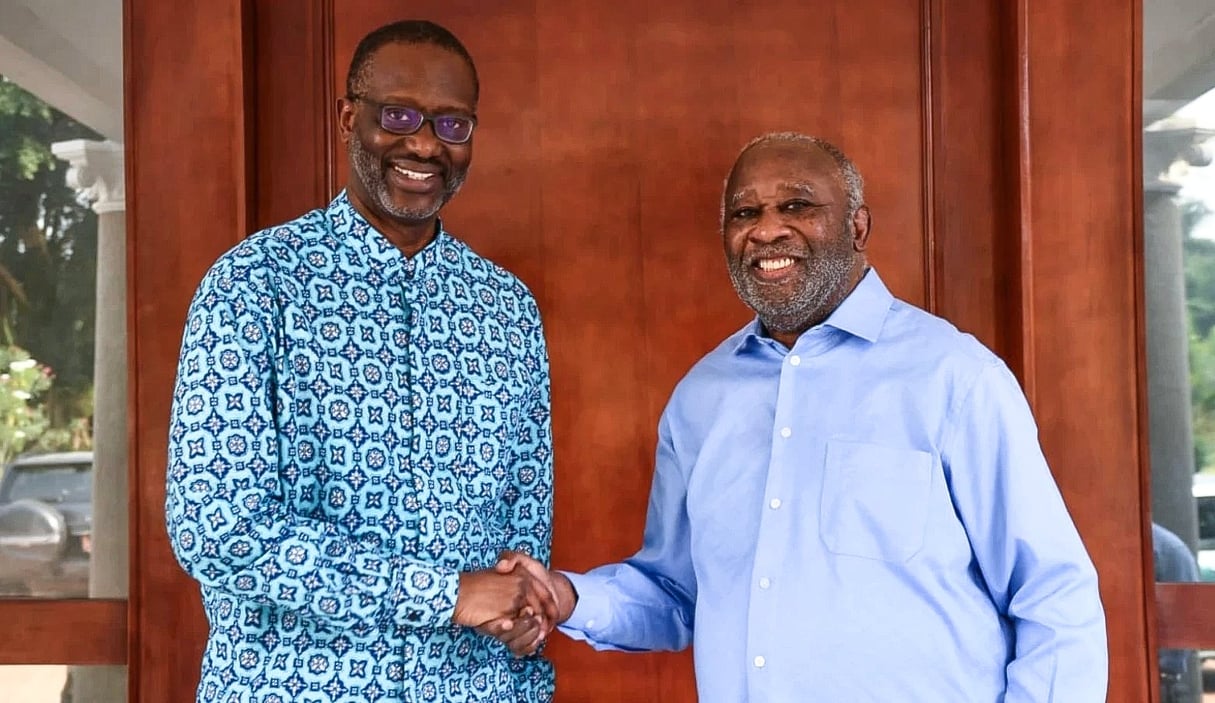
top-left (166, 192), bottom-right (555, 702)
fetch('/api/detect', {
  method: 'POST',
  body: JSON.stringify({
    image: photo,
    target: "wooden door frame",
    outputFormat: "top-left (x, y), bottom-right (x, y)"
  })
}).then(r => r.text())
top-left (124, 0), bottom-right (255, 699)
top-left (998, 2), bottom-right (1155, 699)
top-left (0, 600), bottom-right (125, 665)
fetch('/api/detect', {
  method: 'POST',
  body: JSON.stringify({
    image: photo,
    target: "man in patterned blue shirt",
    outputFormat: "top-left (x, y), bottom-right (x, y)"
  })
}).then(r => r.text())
top-left (166, 19), bottom-right (557, 702)
top-left (497, 133), bottom-right (1108, 701)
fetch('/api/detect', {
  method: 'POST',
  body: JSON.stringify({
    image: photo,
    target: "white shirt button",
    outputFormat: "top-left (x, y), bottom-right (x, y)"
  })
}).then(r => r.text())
top-left (585, 619), bottom-right (596, 629)
top-left (789, 355), bottom-right (801, 366)
top-left (754, 655), bottom-right (766, 669)
top-left (779, 427), bottom-right (792, 438)
top-left (769, 498), bottom-right (782, 510)
top-left (758, 577), bottom-right (771, 589)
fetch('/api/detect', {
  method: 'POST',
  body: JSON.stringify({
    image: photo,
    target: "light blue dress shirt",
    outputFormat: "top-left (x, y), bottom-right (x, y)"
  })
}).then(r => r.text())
top-left (560, 269), bottom-right (1106, 702)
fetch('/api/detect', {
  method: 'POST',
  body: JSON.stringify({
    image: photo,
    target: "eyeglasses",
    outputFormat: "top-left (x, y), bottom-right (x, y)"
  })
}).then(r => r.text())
top-left (348, 95), bottom-right (476, 144)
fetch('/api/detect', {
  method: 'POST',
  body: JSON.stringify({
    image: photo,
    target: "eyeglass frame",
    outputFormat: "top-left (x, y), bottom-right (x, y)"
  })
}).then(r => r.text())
top-left (346, 94), bottom-right (478, 144)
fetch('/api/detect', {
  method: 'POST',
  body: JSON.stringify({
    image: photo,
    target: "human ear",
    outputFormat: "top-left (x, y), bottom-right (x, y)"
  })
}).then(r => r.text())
top-left (336, 97), bottom-right (356, 143)
top-left (851, 206), bottom-right (872, 251)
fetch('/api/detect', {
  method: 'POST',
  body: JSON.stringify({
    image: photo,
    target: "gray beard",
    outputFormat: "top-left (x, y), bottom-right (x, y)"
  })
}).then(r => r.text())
top-left (347, 136), bottom-right (467, 222)
top-left (727, 243), bottom-right (857, 336)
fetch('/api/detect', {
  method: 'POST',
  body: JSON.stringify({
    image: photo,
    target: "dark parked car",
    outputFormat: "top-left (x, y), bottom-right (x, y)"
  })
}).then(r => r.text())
top-left (1195, 474), bottom-right (1215, 583)
top-left (0, 451), bottom-right (92, 597)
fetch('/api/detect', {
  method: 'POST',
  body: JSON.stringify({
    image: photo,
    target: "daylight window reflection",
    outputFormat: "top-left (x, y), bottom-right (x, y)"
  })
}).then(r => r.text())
top-left (1145, 77), bottom-right (1215, 702)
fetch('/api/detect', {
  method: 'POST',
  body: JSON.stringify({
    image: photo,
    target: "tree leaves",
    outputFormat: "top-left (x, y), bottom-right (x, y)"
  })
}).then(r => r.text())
top-left (0, 76), bottom-right (100, 439)
top-left (1184, 198), bottom-right (1215, 470)
top-left (0, 345), bottom-right (53, 464)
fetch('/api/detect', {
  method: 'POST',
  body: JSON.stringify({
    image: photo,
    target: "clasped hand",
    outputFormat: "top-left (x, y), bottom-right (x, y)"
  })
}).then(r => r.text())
top-left (452, 551), bottom-right (574, 657)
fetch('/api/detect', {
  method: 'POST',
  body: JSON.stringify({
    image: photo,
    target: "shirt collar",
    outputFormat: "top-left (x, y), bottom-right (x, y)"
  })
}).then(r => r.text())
top-left (824, 268), bottom-right (893, 342)
top-left (328, 189), bottom-right (456, 279)
top-left (732, 268), bottom-right (894, 353)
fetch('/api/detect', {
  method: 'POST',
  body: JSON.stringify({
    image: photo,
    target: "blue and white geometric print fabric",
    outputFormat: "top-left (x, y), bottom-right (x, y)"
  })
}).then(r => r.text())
top-left (166, 191), bottom-right (554, 702)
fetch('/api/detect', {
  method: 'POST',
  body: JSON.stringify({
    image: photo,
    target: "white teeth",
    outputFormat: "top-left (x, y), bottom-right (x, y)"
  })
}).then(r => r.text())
top-left (757, 257), bottom-right (795, 271)
top-left (392, 166), bottom-right (436, 180)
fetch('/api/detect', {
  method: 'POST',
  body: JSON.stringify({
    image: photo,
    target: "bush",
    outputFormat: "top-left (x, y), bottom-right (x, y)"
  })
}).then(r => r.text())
top-left (0, 345), bottom-right (54, 464)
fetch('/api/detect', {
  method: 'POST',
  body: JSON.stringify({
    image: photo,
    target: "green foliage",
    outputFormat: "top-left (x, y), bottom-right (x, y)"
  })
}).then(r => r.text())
top-left (1187, 239), bottom-right (1215, 340)
top-left (1191, 321), bottom-right (1215, 470)
top-left (0, 346), bottom-right (52, 464)
top-left (1185, 198), bottom-right (1215, 470)
top-left (0, 76), bottom-right (100, 438)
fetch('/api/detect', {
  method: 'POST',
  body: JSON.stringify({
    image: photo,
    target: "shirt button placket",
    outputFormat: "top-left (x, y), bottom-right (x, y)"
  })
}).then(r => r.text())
top-left (398, 265), bottom-right (417, 513)
top-left (749, 347), bottom-right (798, 699)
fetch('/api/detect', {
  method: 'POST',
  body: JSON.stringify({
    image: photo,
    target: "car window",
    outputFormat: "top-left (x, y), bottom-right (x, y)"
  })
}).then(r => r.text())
top-left (1198, 496), bottom-right (1215, 545)
top-left (4, 464), bottom-right (91, 504)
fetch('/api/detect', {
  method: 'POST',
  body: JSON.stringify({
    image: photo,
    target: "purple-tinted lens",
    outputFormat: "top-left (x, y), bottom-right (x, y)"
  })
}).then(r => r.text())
top-left (380, 105), bottom-right (424, 134)
top-left (371, 100), bottom-right (474, 143)
top-left (433, 115), bottom-right (475, 144)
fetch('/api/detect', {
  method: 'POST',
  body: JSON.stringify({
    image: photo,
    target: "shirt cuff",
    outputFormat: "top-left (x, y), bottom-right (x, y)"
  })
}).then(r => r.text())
top-left (558, 570), bottom-right (611, 636)
top-left (386, 556), bottom-right (459, 627)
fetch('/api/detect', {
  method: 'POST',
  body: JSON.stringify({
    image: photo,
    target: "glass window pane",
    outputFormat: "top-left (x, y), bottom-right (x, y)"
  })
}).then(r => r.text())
top-left (1144, 1), bottom-right (1215, 699)
top-left (0, 0), bottom-right (128, 607)
top-left (0, 77), bottom-right (128, 602)
top-left (0, 0), bottom-right (126, 695)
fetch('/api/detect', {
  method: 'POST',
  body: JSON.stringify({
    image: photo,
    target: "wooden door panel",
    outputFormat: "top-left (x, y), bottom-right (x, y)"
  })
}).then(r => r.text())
top-left (326, 2), bottom-right (926, 700)
top-left (127, 0), bottom-right (253, 700)
top-left (1011, 1), bottom-right (1151, 697)
top-left (0, 601), bottom-right (125, 665)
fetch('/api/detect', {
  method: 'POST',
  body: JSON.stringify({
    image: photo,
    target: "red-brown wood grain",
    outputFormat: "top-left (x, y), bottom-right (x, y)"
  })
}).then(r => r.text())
top-left (925, 0), bottom-right (1002, 352)
top-left (1005, 0), bottom-right (1152, 700)
top-left (0, 600), bottom-right (126, 665)
top-left (325, 2), bottom-right (927, 700)
top-left (125, 0), bottom-right (254, 700)
top-left (253, 0), bottom-right (336, 229)
top-left (1156, 584), bottom-right (1215, 649)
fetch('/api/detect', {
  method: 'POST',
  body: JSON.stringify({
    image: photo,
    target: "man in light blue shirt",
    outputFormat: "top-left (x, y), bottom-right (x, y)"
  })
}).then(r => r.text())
top-left (495, 132), bottom-right (1107, 701)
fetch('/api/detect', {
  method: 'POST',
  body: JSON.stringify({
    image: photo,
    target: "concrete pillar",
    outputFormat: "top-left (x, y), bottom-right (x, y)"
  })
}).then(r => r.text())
top-left (1145, 185), bottom-right (1199, 550)
top-left (1143, 127), bottom-right (1213, 554)
top-left (51, 139), bottom-right (126, 703)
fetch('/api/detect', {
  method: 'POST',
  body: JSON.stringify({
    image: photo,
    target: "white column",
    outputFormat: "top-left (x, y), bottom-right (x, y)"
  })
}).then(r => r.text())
top-left (51, 138), bottom-right (127, 703)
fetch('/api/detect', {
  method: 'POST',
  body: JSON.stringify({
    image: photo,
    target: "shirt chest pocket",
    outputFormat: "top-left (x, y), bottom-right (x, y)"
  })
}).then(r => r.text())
top-left (819, 440), bottom-right (934, 563)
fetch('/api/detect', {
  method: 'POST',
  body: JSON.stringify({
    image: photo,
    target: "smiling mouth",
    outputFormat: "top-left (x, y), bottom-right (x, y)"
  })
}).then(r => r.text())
top-left (391, 165), bottom-right (438, 181)
top-left (756, 257), bottom-right (796, 272)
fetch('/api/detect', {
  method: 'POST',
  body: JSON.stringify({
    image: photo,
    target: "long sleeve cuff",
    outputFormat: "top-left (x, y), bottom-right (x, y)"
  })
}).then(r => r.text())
top-left (385, 556), bottom-right (460, 627)
top-left (557, 571), bottom-right (612, 640)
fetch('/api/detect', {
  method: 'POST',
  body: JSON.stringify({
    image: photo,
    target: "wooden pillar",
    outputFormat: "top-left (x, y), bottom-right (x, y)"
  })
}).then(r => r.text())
top-left (124, 0), bottom-right (253, 700)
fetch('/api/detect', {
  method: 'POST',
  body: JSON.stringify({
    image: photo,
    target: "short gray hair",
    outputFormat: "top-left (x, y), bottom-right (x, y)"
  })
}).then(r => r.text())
top-left (720, 132), bottom-right (865, 228)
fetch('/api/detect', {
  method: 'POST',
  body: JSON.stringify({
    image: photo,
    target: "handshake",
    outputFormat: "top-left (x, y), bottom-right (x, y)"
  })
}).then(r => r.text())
top-left (452, 550), bottom-right (577, 657)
